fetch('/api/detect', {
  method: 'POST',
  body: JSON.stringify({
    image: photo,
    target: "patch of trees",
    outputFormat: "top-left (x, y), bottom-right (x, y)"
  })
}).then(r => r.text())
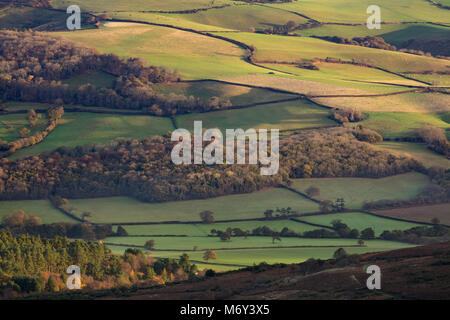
top-left (1, 106), bottom-right (64, 156)
top-left (400, 39), bottom-right (450, 58)
top-left (0, 128), bottom-right (425, 203)
top-left (380, 222), bottom-right (448, 244)
top-left (0, 209), bottom-right (116, 240)
top-left (263, 207), bottom-right (299, 219)
top-left (0, 30), bottom-right (177, 83)
top-left (0, 230), bottom-right (198, 296)
top-left (297, 62), bottom-right (320, 70)
top-left (352, 125), bottom-right (383, 144)
top-left (319, 198), bottom-right (347, 213)
top-left (330, 108), bottom-right (367, 124)
top-left (261, 20), bottom-right (299, 35)
top-left (0, 31), bottom-right (235, 115)
top-left (199, 210), bottom-right (215, 224)
top-left (313, 35), bottom-right (396, 51)
top-left (260, 20), bottom-right (322, 35)
top-left (416, 126), bottom-right (450, 158)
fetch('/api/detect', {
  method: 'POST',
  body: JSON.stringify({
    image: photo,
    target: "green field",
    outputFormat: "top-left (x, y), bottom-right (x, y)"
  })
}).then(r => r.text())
top-left (291, 172), bottom-right (432, 210)
top-left (410, 74), bottom-right (450, 87)
top-left (105, 236), bottom-right (385, 250)
top-left (55, 23), bottom-right (266, 80)
top-left (298, 212), bottom-right (421, 236)
top-left (313, 92), bottom-right (450, 113)
top-left (53, 0), bottom-right (230, 12)
top-left (357, 111), bottom-right (450, 138)
top-left (216, 32), bottom-right (450, 73)
top-left (267, 0), bottom-right (450, 23)
top-left (7, 112), bottom-right (174, 160)
top-left (0, 113), bottom-right (48, 143)
top-left (62, 71), bottom-right (117, 89)
top-left (0, 200), bottom-right (77, 224)
top-left (108, 240), bottom-right (414, 267)
top-left (151, 80), bottom-right (296, 105)
top-left (176, 99), bottom-right (336, 132)
top-left (68, 188), bottom-right (320, 223)
top-left (296, 23), bottom-right (450, 41)
top-left (376, 142), bottom-right (450, 169)
top-left (108, 11), bottom-right (235, 32)
top-left (259, 63), bottom-right (424, 94)
top-left (115, 220), bottom-right (325, 237)
top-left (168, 5), bottom-right (308, 31)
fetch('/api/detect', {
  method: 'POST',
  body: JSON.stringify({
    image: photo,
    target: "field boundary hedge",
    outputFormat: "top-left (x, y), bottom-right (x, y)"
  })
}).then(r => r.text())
top-left (361, 209), bottom-right (449, 227)
top-left (290, 218), bottom-right (334, 230)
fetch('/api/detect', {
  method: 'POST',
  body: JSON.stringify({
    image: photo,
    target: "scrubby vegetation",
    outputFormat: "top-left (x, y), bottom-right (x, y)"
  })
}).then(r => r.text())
top-left (0, 106), bottom-right (64, 156)
top-left (0, 230), bottom-right (198, 297)
top-left (415, 126), bottom-right (450, 158)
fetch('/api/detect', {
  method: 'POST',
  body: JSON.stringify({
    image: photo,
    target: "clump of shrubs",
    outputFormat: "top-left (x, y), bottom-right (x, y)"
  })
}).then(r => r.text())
top-left (352, 126), bottom-right (383, 144)
top-left (415, 126), bottom-right (450, 157)
top-left (331, 108), bottom-right (367, 124)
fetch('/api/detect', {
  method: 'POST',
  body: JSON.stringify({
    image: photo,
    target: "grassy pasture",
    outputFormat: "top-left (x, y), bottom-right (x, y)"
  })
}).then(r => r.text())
top-left (175, 99), bottom-right (335, 132)
top-left (381, 24), bottom-right (450, 48)
top-left (312, 92), bottom-right (450, 113)
top-left (105, 236), bottom-right (376, 251)
top-left (259, 63), bottom-right (425, 94)
top-left (221, 73), bottom-right (400, 96)
top-left (113, 240), bottom-right (414, 267)
top-left (8, 112), bottom-right (173, 160)
top-left (151, 81), bottom-right (296, 105)
top-left (168, 4), bottom-right (308, 31)
top-left (0, 6), bottom-right (66, 30)
top-left (3, 102), bottom-right (54, 112)
top-left (267, 0), bottom-right (450, 23)
top-left (52, 0), bottom-right (230, 12)
top-left (55, 23), bottom-right (265, 79)
top-left (298, 212), bottom-right (421, 236)
top-left (410, 74), bottom-right (450, 87)
top-left (375, 203), bottom-right (450, 225)
top-left (291, 172), bottom-right (432, 210)
top-left (216, 32), bottom-right (450, 73)
top-left (68, 188), bottom-right (320, 224)
top-left (108, 12), bottom-right (235, 32)
top-left (116, 220), bottom-right (325, 237)
top-left (357, 111), bottom-right (450, 138)
top-left (0, 200), bottom-right (77, 224)
top-left (0, 114), bottom-right (48, 143)
top-left (295, 23), bottom-right (449, 40)
top-left (62, 71), bottom-right (117, 89)
top-left (376, 142), bottom-right (450, 169)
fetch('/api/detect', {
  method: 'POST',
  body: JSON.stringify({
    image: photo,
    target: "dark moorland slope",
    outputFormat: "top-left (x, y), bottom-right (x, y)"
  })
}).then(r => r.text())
top-left (34, 241), bottom-right (450, 300)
